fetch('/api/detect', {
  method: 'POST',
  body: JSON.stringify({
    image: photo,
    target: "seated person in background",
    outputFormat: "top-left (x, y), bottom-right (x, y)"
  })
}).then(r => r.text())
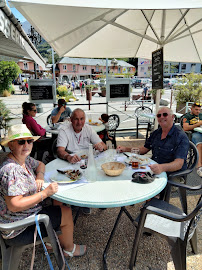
top-left (57, 108), bottom-right (107, 164)
top-left (98, 113), bottom-right (113, 143)
top-left (0, 124), bottom-right (86, 257)
top-left (22, 102), bottom-right (53, 161)
top-left (117, 107), bottom-right (189, 176)
top-left (22, 102), bottom-right (46, 137)
top-left (51, 99), bottom-right (72, 124)
top-left (183, 102), bottom-right (202, 177)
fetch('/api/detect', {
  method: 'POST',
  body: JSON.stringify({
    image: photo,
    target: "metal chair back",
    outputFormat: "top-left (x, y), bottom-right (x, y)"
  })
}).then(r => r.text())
top-left (107, 114), bottom-right (120, 148)
top-left (135, 106), bottom-right (154, 139)
top-left (165, 141), bottom-right (199, 214)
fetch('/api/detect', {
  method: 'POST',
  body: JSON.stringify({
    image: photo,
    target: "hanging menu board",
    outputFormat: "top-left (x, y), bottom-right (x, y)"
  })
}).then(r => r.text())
top-left (29, 79), bottom-right (56, 104)
top-left (107, 78), bottom-right (130, 102)
top-left (152, 48), bottom-right (163, 89)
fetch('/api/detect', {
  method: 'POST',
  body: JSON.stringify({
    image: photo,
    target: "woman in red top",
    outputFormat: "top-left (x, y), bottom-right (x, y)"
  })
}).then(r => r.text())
top-left (22, 102), bottom-right (46, 137)
top-left (22, 102), bottom-right (52, 161)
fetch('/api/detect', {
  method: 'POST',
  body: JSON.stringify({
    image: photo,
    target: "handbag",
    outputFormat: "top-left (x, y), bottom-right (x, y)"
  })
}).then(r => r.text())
top-left (30, 215), bottom-right (71, 270)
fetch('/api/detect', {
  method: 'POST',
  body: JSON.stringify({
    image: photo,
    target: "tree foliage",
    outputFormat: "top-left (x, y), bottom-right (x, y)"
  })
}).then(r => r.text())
top-left (174, 73), bottom-right (202, 104)
top-left (36, 41), bottom-right (59, 63)
top-left (0, 61), bottom-right (21, 94)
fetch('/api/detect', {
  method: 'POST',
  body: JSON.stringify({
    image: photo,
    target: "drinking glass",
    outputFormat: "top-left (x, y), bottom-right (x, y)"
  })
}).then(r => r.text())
top-left (80, 159), bottom-right (87, 177)
top-left (131, 148), bottom-right (140, 169)
top-left (131, 148), bottom-right (140, 157)
top-left (88, 114), bottom-right (92, 123)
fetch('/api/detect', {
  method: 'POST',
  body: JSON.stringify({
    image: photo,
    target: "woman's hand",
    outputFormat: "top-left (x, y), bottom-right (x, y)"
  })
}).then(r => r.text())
top-left (36, 179), bottom-right (44, 192)
top-left (44, 182), bottom-right (58, 197)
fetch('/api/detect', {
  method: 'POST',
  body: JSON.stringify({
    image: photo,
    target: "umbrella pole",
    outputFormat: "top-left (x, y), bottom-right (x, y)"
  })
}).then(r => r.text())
top-left (154, 89), bottom-right (160, 129)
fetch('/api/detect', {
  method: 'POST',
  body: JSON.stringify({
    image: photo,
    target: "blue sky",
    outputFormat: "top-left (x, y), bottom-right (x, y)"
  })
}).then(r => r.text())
top-left (7, 0), bottom-right (26, 22)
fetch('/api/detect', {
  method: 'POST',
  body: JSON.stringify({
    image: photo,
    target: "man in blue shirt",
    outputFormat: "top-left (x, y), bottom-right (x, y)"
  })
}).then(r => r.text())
top-left (117, 107), bottom-right (189, 175)
top-left (51, 99), bottom-right (72, 124)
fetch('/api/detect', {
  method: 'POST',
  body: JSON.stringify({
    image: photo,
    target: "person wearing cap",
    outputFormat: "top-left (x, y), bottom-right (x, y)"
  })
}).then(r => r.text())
top-left (183, 102), bottom-right (202, 177)
top-left (117, 107), bottom-right (189, 176)
top-left (0, 124), bottom-right (86, 257)
top-left (51, 99), bottom-right (72, 124)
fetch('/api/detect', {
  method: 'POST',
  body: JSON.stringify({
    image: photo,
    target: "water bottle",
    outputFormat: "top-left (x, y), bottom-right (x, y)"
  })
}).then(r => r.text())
top-left (86, 144), bottom-right (97, 182)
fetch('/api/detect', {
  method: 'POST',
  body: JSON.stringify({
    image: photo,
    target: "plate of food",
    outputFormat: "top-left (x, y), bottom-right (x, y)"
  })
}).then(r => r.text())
top-left (89, 122), bottom-right (102, 126)
top-left (125, 156), bottom-right (150, 166)
top-left (80, 154), bottom-right (88, 159)
top-left (50, 169), bottom-right (82, 184)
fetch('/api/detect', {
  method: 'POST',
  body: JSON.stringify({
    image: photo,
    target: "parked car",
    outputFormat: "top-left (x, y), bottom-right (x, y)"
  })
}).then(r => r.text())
top-left (168, 78), bottom-right (178, 89)
top-left (132, 78), bottom-right (148, 88)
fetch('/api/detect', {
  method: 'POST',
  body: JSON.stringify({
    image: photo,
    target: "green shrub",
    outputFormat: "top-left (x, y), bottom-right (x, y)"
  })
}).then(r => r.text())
top-left (0, 100), bottom-right (11, 129)
top-left (8, 84), bottom-right (15, 94)
top-left (57, 85), bottom-right (68, 96)
top-left (0, 61), bottom-right (21, 95)
top-left (174, 73), bottom-right (202, 104)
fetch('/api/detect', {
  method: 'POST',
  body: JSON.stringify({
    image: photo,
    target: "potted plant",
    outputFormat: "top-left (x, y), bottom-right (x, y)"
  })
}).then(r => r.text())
top-left (0, 100), bottom-right (11, 133)
top-left (85, 85), bottom-right (93, 100)
top-left (174, 73), bottom-right (202, 113)
top-left (149, 89), bottom-right (164, 104)
top-left (100, 86), bottom-right (106, 97)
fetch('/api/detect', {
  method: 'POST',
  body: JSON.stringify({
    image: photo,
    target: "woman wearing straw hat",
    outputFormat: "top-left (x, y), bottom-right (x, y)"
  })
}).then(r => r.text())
top-left (0, 124), bottom-right (86, 257)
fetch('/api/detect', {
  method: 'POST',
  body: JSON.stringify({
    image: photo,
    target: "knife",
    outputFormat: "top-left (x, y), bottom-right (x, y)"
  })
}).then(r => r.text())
top-left (57, 169), bottom-right (66, 174)
top-left (123, 152), bottom-right (129, 158)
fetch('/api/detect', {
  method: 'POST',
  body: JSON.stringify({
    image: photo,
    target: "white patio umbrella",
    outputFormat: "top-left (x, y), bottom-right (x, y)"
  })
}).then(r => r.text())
top-left (10, 0), bottom-right (202, 117)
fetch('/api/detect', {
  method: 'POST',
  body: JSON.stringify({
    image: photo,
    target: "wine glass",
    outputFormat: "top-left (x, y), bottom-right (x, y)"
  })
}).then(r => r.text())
top-left (80, 159), bottom-right (87, 177)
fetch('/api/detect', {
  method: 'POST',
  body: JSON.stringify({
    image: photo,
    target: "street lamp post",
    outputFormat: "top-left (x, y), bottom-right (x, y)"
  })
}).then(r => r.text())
top-left (28, 26), bottom-right (42, 79)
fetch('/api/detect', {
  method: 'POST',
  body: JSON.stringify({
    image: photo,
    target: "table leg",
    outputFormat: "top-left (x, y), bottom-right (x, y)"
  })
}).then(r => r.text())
top-left (103, 206), bottom-right (136, 269)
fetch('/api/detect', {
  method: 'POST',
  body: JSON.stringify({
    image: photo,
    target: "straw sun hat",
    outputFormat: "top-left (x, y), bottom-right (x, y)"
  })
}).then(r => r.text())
top-left (1, 124), bottom-right (40, 147)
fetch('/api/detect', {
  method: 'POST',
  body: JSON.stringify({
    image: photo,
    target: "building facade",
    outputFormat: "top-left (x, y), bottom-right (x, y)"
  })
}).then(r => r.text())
top-left (138, 58), bottom-right (202, 78)
top-left (57, 58), bottom-right (136, 83)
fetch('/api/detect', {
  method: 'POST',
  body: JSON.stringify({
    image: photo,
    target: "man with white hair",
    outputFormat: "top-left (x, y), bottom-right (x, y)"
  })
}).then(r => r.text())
top-left (117, 107), bottom-right (189, 175)
top-left (57, 108), bottom-right (107, 215)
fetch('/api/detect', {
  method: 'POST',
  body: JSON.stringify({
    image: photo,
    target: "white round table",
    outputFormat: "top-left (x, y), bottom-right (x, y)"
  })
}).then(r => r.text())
top-left (45, 152), bottom-right (167, 208)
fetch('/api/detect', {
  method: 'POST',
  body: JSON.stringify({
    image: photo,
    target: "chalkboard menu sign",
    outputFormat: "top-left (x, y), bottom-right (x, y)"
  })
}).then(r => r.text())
top-left (107, 78), bottom-right (130, 102)
top-left (152, 48), bottom-right (163, 89)
top-left (30, 85), bottom-right (53, 100)
top-left (29, 79), bottom-right (56, 104)
top-left (110, 84), bottom-right (129, 98)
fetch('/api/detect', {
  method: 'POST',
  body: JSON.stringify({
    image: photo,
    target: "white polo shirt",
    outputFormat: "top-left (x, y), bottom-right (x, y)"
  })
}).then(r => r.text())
top-left (57, 123), bottom-right (102, 153)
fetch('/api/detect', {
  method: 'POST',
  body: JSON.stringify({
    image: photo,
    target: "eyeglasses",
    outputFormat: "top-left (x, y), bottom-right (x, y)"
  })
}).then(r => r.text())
top-left (156, 112), bottom-right (170, 118)
top-left (17, 139), bottom-right (34, 145)
top-left (31, 110), bottom-right (37, 112)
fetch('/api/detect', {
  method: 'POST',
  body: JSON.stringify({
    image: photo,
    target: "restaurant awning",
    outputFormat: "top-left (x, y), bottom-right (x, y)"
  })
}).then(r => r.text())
top-left (0, 0), bottom-right (46, 68)
top-left (9, 0), bottom-right (202, 62)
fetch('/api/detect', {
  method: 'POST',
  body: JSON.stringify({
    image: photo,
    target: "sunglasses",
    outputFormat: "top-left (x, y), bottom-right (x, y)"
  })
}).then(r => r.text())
top-left (31, 110), bottom-right (37, 112)
top-left (17, 139), bottom-right (34, 145)
top-left (156, 112), bottom-right (170, 118)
